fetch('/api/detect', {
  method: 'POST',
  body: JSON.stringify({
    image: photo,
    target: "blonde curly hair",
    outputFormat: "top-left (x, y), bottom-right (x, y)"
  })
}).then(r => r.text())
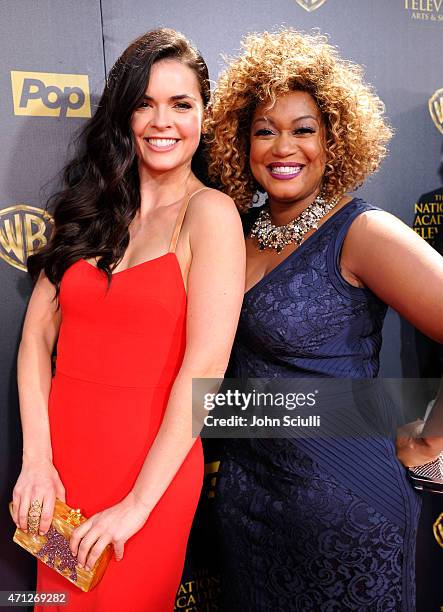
top-left (206, 29), bottom-right (393, 212)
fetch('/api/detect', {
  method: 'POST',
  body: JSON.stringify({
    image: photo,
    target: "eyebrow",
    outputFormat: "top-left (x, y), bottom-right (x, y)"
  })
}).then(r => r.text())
top-left (142, 94), bottom-right (197, 102)
top-left (252, 114), bottom-right (319, 125)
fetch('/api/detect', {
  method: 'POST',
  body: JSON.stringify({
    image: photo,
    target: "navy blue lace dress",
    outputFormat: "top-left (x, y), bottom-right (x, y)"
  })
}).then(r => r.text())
top-left (212, 198), bottom-right (421, 611)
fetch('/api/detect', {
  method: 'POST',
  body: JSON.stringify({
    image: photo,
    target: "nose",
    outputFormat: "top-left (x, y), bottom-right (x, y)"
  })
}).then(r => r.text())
top-left (150, 105), bottom-right (172, 130)
top-left (271, 132), bottom-right (297, 157)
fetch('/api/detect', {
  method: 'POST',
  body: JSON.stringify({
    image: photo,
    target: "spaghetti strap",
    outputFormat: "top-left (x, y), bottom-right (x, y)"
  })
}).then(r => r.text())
top-left (168, 187), bottom-right (211, 253)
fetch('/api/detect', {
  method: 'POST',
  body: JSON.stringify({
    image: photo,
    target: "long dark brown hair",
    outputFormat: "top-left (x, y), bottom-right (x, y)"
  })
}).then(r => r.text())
top-left (28, 28), bottom-right (210, 302)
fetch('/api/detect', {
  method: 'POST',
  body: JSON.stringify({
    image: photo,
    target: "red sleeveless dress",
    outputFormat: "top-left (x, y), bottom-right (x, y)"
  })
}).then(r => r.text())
top-left (35, 192), bottom-right (205, 611)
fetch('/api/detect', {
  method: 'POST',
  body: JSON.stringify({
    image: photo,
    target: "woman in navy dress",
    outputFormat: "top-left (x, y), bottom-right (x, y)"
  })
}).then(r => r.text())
top-left (205, 30), bottom-right (443, 611)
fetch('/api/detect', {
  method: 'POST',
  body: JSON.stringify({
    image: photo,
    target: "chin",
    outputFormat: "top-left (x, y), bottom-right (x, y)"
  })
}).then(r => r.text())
top-left (267, 189), bottom-right (304, 202)
top-left (144, 161), bottom-right (182, 174)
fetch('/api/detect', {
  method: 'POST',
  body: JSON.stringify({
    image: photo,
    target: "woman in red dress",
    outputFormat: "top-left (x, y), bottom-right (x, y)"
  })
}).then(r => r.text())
top-left (11, 28), bottom-right (245, 611)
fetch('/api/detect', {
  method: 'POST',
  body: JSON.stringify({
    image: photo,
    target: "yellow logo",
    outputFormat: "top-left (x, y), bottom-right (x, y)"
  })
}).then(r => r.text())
top-left (175, 570), bottom-right (221, 610)
top-left (10, 71), bottom-right (91, 118)
top-left (404, 0), bottom-right (443, 22)
top-left (413, 196), bottom-right (443, 244)
top-left (295, 0), bottom-right (328, 11)
top-left (204, 461), bottom-right (220, 499)
top-left (434, 512), bottom-right (443, 548)
top-left (429, 88), bottom-right (443, 134)
top-left (0, 205), bottom-right (54, 272)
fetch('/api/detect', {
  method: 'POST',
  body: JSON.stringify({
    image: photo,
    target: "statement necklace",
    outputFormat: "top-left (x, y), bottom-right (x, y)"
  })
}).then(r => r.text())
top-left (249, 192), bottom-right (340, 253)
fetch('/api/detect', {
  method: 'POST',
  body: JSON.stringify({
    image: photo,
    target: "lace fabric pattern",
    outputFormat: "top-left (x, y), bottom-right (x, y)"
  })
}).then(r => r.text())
top-left (214, 438), bottom-right (412, 612)
top-left (231, 199), bottom-right (387, 379)
top-left (212, 199), bottom-right (420, 611)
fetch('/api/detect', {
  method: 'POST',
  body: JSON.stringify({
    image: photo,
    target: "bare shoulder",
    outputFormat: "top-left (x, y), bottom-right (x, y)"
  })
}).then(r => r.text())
top-left (186, 188), bottom-right (241, 231)
top-left (339, 205), bottom-right (443, 342)
top-left (342, 207), bottom-right (442, 277)
top-left (345, 208), bottom-right (423, 249)
top-left (187, 187), bottom-right (238, 213)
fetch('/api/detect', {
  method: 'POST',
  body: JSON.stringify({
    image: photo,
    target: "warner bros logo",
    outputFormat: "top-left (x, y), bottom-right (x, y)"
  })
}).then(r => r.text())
top-left (429, 88), bottom-right (443, 135)
top-left (295, 0), bottom-right (328, 11)
top-left (0, 205), bottom-right (54, 272)
top-left (434, 512), bottom-right (443, 549)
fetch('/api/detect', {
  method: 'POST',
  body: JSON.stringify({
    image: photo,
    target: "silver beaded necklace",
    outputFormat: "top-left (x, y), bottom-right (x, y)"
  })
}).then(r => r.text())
top-left (249, 192), bottom-right (340, 253)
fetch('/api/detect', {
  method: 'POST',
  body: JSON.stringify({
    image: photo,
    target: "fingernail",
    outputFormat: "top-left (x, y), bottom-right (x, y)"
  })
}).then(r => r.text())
top-left (77, 563), bottom-right (83, 568)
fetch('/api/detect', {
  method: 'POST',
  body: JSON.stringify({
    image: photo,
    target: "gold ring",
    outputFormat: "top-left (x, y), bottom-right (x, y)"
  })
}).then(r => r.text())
top-left (27, 499), bottom-right (43, 535)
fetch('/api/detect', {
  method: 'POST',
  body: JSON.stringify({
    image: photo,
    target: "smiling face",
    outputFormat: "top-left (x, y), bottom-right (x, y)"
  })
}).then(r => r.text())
top-left (249, 91), bottom-right (327, 209)
top-left (131, 58), bottom-right (204, 177)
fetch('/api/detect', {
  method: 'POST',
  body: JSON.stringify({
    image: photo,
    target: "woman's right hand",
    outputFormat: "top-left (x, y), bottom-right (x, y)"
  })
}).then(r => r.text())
top-left (12, 458), bottom-right (66, 535)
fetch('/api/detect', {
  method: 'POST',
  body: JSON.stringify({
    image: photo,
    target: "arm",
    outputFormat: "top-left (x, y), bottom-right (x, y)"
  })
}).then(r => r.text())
top-left (12, 271), bottom-right (66, 533)
top-left (131, 192), bottom-right (245, 498)
top-left (130, 190), bottom-right (245, 504)
top-left (341, 210), bottom-right (443, 343)
top-left (341, 210), bottom-right (443, 463)
top-left (70, 191), bottom-right (246, 568)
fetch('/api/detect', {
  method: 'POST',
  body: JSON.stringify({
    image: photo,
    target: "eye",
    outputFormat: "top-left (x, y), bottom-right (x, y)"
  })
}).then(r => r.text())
top-left (294, 126), bottom-right (315, 135)
top-left (174, 102), bottom-right (192, 110)
top-left (254, 128), bottom-right (275, 136)
top-left (138, 100), bottom-right (151, 109)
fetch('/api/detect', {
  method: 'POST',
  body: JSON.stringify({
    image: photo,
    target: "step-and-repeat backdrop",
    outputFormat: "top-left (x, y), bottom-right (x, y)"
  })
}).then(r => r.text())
top-left (1, 1), bottom-right (442, 610)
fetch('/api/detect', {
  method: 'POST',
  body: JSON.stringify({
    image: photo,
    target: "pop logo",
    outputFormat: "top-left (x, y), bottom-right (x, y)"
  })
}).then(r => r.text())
top-left (11, 71), bottom-right (91, 118)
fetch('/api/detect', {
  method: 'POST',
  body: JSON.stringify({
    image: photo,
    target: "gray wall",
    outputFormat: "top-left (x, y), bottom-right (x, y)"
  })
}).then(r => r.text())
top-left (0, 0), bottom-right (105, 595)
top-left (1, 0), bottom-right (442, 602)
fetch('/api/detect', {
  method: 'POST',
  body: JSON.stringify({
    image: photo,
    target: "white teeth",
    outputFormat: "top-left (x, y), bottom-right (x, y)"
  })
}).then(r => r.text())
top-left (270, 166), bottom-right (302, 174)
top-left (147, 138), bottom-right (177, 147)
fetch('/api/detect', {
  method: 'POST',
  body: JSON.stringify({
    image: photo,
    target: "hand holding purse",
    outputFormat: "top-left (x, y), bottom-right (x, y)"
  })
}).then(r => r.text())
top-left (9, 498), bottom-right (112, 592)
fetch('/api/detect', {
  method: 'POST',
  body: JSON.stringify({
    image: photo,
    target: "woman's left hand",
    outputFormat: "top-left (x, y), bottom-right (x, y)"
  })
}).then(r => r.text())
top-left (396, 420), bottom-right (442, 468)
top-left (69, 491), bottom-right (151, 569)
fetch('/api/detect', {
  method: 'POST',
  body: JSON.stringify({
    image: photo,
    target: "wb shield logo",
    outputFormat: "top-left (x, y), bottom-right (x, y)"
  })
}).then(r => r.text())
top-left (429, 88), bottom-right (443, 135)
top-left (434, 513), bottom-right (443, 549)
top-left (295, 0), bottom-right (328, 11)
top-left (204, 461), bottom-right (220, 499)
top-left (11, 71), bottom-right (91, 118)
top-left (0, 205), bottom-right (54, 272)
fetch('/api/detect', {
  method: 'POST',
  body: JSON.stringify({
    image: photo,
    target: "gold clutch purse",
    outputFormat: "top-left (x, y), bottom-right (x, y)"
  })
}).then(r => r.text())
top-left (9, 498), bottom-right (112, 592)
